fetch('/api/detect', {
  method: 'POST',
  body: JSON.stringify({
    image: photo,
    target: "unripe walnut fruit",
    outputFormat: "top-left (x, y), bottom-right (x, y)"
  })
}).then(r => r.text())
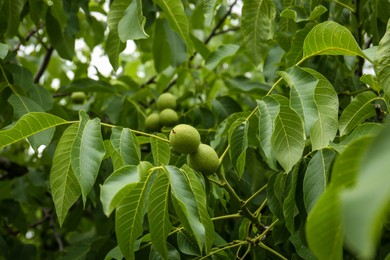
top-left (71, 92), bottom-right (86, 104)
top-left (188, 144), bottom-right (219, 175)
top-left (145, 113), bottom-right (161, 132)
top-left (169, 124), bottom-right (201, 154)
top-left (159, 108), bottom-right (178, 126)
top-left (157, 93), bottom-right (176, 110)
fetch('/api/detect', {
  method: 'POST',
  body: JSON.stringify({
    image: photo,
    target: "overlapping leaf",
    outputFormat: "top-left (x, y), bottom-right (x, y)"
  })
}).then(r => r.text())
top-left (118, 0), bottom-right (148, 41)
top-left (307, 68), bottom-right (339, 150)
top-left (270, 95), bottom-right (305, 173)
top-left (375, 19), bottom-right (390, 97)
top-left (181, 165), bottom-right (214, 253)
top-left (228, 118), bottom-right (249, 178)
top-left (71, 111), bottom-right (106, 205)
top-left (7, 94), bottom-right (55, 150)
top-left (283, 161), bottom-right (301, 233)
top-left (205, 44), bottom-right (240, 70)
top-left (147, 170), bottom-right (172, 259)
top-left (116, 163), bottom-right (154, 260)
top-left (152, 0), bottom-right (193, 51)
top-left (150, 133), bottom-right (170, 166)
top-left (338, 91), bottom-right (378, 137)
top-left (306, 189), bottom-right (343, 260)
top-left (165, 165), bottom-right (206, 252)
top-left (257, 97), bottom-right (280, 170)
top-left (303, 149), bottom-right (336, 213)
top-left (241, 0), bottom-right (276, 65)
top-left (106, 0), bottom-right (127, 69)
top-left (0, 112), bottom-right (68, 149)
top-left (279, 66), bottom-right (318, 135)
top-left (110, 127), bottom-right (140, 169)
top-left (3, 0), bottom-right (24, 37)
top-left (50, 123), bottom-right (81, 226)
top-left (306, 137), bottom-right (374, 259)
top-left (100, 165), bottom-right (140, 217)
top-left (341, 124), bottom-right (390, 258)
top-left (303, 21), bottom-right (369, 61)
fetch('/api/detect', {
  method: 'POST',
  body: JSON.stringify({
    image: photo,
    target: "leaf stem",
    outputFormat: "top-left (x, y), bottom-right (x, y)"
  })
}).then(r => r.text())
top-left (241, 184), bottom-right (267, 208)
top-left (216, 168), bottom-right (265, 232)
top-left (0, 62), bottom-right (16, 93)
top-left (334, 0), bottom-right (356, 13)
top-left (254, 198), bottom-right (268, 217)
top-left (211, 213), bottom-right (242, 221)
top-left (100, 122), bottom-right (170, 143)
top-left (197, 240), bottom-right (248, 260)
top-left (259, 242), bottom-right (287, 260)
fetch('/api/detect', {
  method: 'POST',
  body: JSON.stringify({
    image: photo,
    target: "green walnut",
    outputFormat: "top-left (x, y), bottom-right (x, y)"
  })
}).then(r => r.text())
top-left (159, 108), bottom-right (178, 126)
top-left (169, 124), bottom-right (200, 154)
top-left (188, 144), bottom-right (219, 175)
top-left (71, 91), bottom-right (86, 104)
top-left (157, 93), bottom-right (177, 110)
top-left (145, 113), bottom-right (161, 132)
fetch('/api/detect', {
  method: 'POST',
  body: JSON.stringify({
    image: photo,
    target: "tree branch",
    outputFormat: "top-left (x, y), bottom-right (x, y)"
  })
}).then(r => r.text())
top-left (34, 46), bottom-right (54, 84)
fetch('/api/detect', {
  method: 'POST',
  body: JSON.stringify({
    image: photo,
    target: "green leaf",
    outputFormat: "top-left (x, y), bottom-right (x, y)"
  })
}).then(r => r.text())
top-left (165, 165), bottom-right (205, 252)
top-left (153, 0), bottom-right (193, 51)
top-left (228, 118), bottom-right (249, 178)
top-left (150, 134), bottom-right (170, 166)
top-left (100, 165), bottom-right (140, 217)
top-left (50, 0), bottom-right (67, 32)
top-left (375, 19), bottom-right (390, 97)
top-left (104, 245), bottom-right (124, 260)
top-left (153, 19), bottom-right (172, 72)
top-left (0, 112), bottom-right (68, 149)
top-left (303, 21), bottom-right (369, 61)
top-left (303, 149), bottom-right (336, 213)
top-left (182, 165), bottom-right (214, 253)
top-left (285, 23), bottom-right (315, 67)
top-left (147, 170), bottom-right (172, 259)
top-left (267, 172), bottom-right (287, 220)
top-left (205, 44), bottom-right (240, 70)
top-left (177, 229), bottom-right (201, 256)
top-left (46, 12), bottom-right (74, 60)
top-left (332, 123), bottom-right (384, 153)
top-left (257, 97), bottom-right (280, 169)
top-left (50, 123), bottom-right (81, 226)
top-left (0, 43), bottom-right (9, 59)
top-left (280, 66), bottom-right (318, 135)
top-left (339, 91), bottom-right (378, 137)
top-left (331, 137), bottom-right (374, 189)
top-left (110, 127), bottom-right (140, 167)
top-left (241, 0), bottom-right (276, 65)
top-left (203, 0), bottom-right (220, 25)
top-left (116, 164), bottom-right (155, 260)
top-left (341, 124), bottom-right (390, 258)
top-left (283, 161), bottom-right (301, 234)
top-left (106, 30), bottom-right (126, 71)
top-left (3, 0), bottom-right (25, 37)
top-left (307, 68), bottom-right (339, 151)
top-left (270, 95), bottom-right (305, 173)
top-left (7, 94), bottom-right (55, 150)
top-left (164, 20), bottom-right (187, 67)
top-left (118, 0), bottom-right (148, 41)
top-left (360, 74), bottom-right (382, 93)
top-left (71, 111), bottom-right (106, 205)
top-left (106, 0), bottom-right (128, 70)
top-left (306, 189), bottom-right (343, 260)
top-left (281, 5), bottom-right (327, 23)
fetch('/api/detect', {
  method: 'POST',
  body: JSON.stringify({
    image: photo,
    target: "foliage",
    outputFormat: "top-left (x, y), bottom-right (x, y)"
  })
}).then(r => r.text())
top-left (0, 0), bottom-right (390, 259)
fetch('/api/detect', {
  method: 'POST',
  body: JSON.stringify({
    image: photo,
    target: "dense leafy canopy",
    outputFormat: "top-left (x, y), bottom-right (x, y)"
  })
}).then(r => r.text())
top-left (0, 0), bottom-right (390, 259)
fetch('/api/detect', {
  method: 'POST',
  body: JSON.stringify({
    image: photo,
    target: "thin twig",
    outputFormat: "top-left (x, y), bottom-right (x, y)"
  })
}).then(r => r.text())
top-left (34, 46), bottom-right (54, 83)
